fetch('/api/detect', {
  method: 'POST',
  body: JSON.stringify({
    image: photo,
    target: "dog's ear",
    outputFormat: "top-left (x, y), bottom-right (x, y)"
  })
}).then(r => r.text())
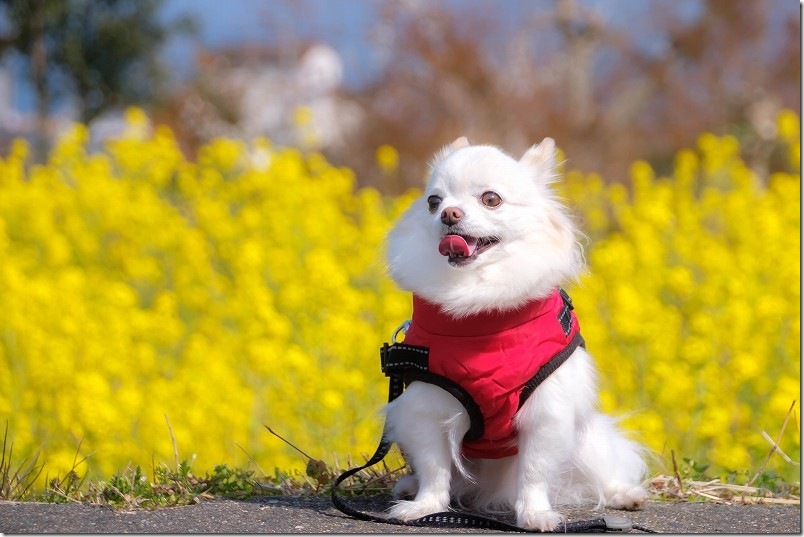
top-left (432, 136), bottom-right (470, 165)
top-left (519, 138), bottom-right (556, 179)
top-left (449, 137), bottom-right (470, 150)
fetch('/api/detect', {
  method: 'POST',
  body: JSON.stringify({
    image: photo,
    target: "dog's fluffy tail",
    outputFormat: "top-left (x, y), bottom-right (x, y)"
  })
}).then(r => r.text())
top-left (560, 412), bottom-right (648, 507)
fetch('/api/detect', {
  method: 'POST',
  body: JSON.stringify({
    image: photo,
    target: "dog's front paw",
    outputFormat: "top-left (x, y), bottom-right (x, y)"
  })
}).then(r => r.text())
top-left (391, 475), bottom-right (419, 500)
top-left (605, 483), bottom-right (649, 510)
top-left (517, 509), bottom-right (565, 532)
top-left (388, 496), bottom-right (448, 522)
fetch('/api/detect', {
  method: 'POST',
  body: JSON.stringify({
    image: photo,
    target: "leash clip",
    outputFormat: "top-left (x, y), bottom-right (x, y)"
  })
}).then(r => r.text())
top-left (392, 320), bottom-right (411, 344)
top-left (603, 516), bottom-right (633, 531)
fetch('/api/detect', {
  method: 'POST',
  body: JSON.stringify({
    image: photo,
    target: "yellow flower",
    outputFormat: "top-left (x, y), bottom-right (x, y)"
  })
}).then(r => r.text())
top-left (375, 144), bottom-right (400, 174)
top-left (0, 110), bottom-right (799, 486)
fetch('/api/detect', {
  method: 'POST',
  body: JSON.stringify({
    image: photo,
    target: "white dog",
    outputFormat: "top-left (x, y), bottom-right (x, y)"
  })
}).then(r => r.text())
top-left (383, 137), bottom-right (648, 531)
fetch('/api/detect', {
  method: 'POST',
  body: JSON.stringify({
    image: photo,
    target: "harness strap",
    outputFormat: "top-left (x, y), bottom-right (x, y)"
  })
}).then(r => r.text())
top-left (518, 332), bottom-right (586, 409)
top-left (404, 369), bottom-right (485, 441)
top-left (381, 342), bottom-right (485, 441)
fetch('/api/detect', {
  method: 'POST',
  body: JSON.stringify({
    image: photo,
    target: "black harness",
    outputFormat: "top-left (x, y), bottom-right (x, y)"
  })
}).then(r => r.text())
top-left (330, 327), bottom-right (654, 533)
top-left (380, 332), bottom-right (586, 448)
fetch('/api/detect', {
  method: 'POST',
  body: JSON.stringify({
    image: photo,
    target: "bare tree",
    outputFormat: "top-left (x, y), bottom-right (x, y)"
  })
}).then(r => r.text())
top-left (332, 0), bottom-right (799, 192)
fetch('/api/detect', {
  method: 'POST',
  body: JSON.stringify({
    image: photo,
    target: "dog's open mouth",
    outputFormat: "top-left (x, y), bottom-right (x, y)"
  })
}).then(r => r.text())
top-left (438, 234), bottom-right (499, 266)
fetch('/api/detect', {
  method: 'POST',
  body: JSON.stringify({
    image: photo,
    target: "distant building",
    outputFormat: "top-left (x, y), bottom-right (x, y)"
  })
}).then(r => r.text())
top-left (164, 41), bottom-right (364, 155)
top-left (0, 42), bottom-right (365, 159)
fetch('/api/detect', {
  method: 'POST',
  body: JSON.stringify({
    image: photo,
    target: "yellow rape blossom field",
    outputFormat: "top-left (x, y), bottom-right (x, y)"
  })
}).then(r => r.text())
top-left (0, 108), bottom-right (799, 489)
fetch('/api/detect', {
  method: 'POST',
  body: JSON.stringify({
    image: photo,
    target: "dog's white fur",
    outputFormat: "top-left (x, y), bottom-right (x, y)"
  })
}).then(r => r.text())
top-left (383, 138), bottom-right (648, 531)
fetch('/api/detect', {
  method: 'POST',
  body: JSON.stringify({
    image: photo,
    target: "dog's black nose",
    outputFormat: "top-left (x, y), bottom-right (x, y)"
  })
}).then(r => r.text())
top-left (441, 206), bottom-right (463, 226)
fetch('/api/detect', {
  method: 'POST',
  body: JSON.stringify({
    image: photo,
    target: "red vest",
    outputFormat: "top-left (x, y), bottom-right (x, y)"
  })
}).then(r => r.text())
top-left (401, 289), bottom-right (582, 459)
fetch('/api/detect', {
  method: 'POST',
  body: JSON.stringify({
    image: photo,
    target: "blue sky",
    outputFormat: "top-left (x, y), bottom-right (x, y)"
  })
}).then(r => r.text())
top-left (1, 0), bottom-right (717, 112)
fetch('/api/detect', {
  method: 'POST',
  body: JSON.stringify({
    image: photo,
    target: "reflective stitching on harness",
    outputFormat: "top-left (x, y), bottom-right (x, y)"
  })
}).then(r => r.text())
top-left (388, 344), bottom-right (427, 355)
top-left (381, 344), bottom-right (429, 375)
top-left (558, 303), bottom-right (573, 336)
top-left (385, 362), bottom-right (427, 371)
top-left (388, 361), bottom-right (428, 370)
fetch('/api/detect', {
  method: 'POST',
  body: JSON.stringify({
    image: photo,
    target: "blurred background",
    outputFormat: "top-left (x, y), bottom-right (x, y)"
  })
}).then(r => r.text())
top-left (0, 0), bottom-right (799, 191)
top-left (0, 0), bottom-right (800, 491)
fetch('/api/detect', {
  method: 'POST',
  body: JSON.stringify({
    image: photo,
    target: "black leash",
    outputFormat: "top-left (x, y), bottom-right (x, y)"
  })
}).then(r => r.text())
top-left (330, 425), bottom-right (652, 532)
top-left (330, 338), bottom-right (656, 533)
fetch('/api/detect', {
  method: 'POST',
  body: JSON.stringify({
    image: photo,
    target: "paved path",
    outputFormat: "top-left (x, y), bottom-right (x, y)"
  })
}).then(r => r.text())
top-left (0, 497), bottom-right (800, 533)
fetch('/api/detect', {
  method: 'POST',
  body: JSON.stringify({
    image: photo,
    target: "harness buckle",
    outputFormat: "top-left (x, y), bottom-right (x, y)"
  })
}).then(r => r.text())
top-left (392, 320), bottom-right (411, 344)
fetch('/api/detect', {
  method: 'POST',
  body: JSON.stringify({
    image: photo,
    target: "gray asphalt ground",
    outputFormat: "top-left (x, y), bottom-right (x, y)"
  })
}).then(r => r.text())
top-left (0, 497), bottom-right (800, 534)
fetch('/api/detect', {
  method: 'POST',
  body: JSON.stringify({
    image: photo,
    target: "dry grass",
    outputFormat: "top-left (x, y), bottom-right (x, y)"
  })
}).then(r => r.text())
top-left (647, 401), bottom-right (800, 506)
top-left (647, 474), bottom-right (800, 506)
top-left (0, 421), bottom-right (44, 501)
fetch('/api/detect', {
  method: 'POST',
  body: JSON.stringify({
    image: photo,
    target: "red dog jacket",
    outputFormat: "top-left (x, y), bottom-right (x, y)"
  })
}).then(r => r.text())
top-left (397, 288), bottom-right (584, 459)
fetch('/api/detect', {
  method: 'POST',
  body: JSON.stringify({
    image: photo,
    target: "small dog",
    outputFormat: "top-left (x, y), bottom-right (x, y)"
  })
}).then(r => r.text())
top-left (383, 137), bottom-right (648, 531)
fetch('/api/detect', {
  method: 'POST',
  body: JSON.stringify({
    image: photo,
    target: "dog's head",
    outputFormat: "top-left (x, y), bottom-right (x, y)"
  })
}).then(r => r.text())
top-left (386, 137), bottom-right (583, 316)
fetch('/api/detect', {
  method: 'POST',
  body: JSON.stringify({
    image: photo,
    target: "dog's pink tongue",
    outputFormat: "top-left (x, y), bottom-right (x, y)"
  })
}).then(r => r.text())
top-left (438, 235), bottom-right (477, 258)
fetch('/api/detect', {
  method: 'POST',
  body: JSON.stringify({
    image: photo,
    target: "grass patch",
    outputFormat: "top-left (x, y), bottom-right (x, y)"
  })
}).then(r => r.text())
top-left (0, 420), bottom-right (798, 509)
top-left (0, 421), bottom-right (45, 501)
top-left (0, 421), bottom-right (404, 508)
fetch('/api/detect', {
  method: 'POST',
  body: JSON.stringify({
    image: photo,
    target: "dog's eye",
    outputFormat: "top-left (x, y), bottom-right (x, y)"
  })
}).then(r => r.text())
top-left (480, 191), bottom-right (502, 208)
top-left (427, 195), bottom-right (442, 213)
